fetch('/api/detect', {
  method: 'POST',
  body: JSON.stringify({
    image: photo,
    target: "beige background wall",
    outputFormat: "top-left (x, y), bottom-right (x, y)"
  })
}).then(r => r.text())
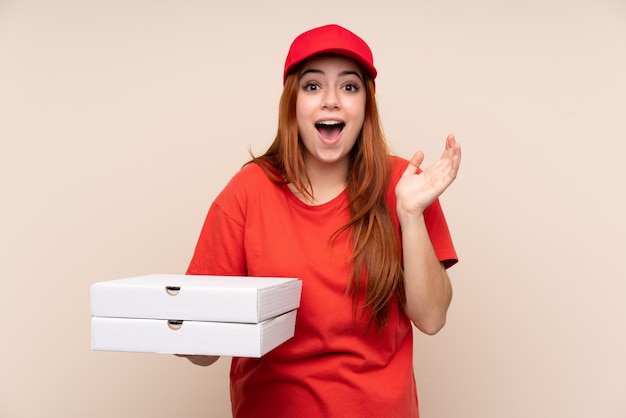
top-left (1, 0), bottom-right (625, 417)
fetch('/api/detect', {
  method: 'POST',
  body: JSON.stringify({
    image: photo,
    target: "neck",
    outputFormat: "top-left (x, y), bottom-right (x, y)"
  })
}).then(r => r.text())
top-left (292, 158), bottom-right (348, 205)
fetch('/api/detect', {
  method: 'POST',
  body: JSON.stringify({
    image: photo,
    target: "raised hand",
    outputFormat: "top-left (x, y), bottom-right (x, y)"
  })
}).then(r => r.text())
top-left (395, 134), bottom-right (461, 217)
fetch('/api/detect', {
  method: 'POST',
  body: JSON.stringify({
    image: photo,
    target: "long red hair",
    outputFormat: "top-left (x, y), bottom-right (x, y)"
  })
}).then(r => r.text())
top-left (250, 64), bottom-right (404, 330)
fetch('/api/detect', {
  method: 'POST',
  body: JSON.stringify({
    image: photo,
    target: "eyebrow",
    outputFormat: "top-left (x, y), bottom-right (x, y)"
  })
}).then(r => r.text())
top-left (300, 68), bottom-right (363, 82)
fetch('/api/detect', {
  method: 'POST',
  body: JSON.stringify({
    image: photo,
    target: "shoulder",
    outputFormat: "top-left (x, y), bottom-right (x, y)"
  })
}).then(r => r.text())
top-left (387, 155), bottom-right (410, 185)
top-left (220, 162), bottom-right (277, 191)
top-left (388, 154), bottom-right (409, 169)
top-left (384, 155), bottom-right (408, 211)
top-left (215, 162), bottom-right (279, 206)
top-left (228, 162), bottom-right (270, 183)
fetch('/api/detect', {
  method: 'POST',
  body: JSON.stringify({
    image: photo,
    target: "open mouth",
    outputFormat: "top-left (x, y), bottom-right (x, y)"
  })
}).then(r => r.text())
top-left (315, 120), bottom-right (345, 140)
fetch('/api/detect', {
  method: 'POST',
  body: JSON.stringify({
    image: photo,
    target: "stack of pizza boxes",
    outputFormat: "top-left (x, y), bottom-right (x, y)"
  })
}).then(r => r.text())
top-left (91, 274), bottom-right (302, 358)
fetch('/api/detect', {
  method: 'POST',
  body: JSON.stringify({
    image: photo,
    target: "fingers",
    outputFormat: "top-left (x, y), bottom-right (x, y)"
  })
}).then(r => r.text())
top-left (446, 133), bottom-right (456, 148)
top-left (407, 134), bottom-right (461, 177)
top-left (442, 133), bottom-right (461, 173)
top-left (175, 354), bottom-right (220, 367)
top-left (448, 134), bottom-right (461, 172)
top-left (405, 151), bottom-right (425, 175)
top-left (444, 134), bottom-right (460, 157)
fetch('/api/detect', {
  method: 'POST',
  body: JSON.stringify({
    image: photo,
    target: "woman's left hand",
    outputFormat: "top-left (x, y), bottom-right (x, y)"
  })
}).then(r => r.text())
top-left (396, 134), bottom-right (461, 217)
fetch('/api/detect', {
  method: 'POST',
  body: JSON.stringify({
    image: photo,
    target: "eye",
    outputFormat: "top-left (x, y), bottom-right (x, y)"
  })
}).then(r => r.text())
top-left (302, 82), bottom-right (320, 92)
top-left (342, 82), bottom-right (360, 93)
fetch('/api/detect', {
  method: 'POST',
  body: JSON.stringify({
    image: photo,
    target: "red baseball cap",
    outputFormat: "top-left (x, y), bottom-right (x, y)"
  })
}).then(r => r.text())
top-left (283, 24), bottom-right (377, 83)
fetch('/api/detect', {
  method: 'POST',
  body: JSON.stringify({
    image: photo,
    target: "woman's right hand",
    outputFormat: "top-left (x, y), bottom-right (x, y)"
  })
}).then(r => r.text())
top-left (175, 354), bottom-right (220, 367)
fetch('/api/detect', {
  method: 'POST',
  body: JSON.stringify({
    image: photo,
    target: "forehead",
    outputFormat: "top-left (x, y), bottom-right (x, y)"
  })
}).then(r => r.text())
top-left (299, 54), bottom-right (364, 77)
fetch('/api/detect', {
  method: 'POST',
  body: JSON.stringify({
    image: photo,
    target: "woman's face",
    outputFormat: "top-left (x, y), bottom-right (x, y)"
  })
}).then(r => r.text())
top-left (296, 55), bottom-right (366, 173)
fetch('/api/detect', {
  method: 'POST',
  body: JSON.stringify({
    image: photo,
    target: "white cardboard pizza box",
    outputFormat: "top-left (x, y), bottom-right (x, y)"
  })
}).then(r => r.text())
top-left (90, 274), bottom-right (302, 323)
top-left (91, 309), bottom-right (297, 358)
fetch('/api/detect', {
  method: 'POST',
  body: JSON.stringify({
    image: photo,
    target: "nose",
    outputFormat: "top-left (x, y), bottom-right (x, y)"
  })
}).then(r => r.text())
top-left (321, 88), bottom-right (340, 110)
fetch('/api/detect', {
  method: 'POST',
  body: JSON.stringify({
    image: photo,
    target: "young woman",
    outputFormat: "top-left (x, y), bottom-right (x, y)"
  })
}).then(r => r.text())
top-left (181, 24), bottom-right (461, 418)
